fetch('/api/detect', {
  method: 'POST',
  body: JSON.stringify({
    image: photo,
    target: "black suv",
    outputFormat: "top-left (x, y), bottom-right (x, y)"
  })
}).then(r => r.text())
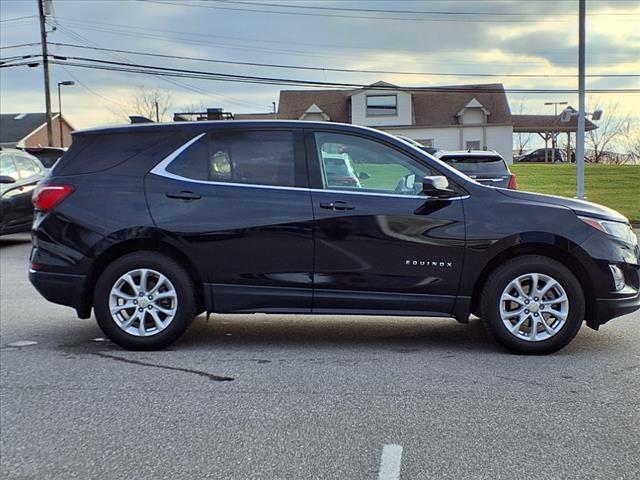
top-left (30, 121), bottom-right (639, 354)
top-left (517, 148), bottom-right (567, 163)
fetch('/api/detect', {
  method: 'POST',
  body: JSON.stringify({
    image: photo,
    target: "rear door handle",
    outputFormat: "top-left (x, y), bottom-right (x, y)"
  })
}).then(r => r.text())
top-left (320, 201), bottom-right (354, 211)
top-left (166, 190), bottom-right (202, 201)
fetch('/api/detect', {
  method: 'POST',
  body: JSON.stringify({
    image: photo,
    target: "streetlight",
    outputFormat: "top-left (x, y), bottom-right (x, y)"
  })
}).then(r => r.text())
top-left (57, 80), bottom-right (75, 147)
top-left (544, 101), bottom-right (568, 163)
top-left (544, 101), bottom-right (568, 116)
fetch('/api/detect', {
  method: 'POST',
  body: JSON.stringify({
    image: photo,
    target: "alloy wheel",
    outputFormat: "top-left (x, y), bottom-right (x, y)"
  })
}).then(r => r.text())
top-left (499, 272), bottom-right (569, 342)
top-left (108, 268), bottom-right (178, 337)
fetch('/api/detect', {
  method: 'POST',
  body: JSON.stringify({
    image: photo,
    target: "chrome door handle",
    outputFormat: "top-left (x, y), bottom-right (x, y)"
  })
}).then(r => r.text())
top-left (320, 201), bottom-right (354, 211)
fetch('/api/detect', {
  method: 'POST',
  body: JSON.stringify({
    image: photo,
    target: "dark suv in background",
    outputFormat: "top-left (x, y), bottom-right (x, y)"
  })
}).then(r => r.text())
top-left (20, 146), bottom-right (66, 170)
top-left (517, 148), bottom-right (567, 163)
top-left (435, 150), bottom-right (517, 189)
top-left (29, 121), bottom-right (639, 354)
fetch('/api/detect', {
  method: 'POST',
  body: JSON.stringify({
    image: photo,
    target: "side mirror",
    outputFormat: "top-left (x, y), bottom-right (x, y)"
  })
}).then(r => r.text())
top-left (422, 176), bottom-right (457, 198)
top-left (0, 175), bottom-right (17, 184)
top-left (358, 172), bottom-right (370, 180)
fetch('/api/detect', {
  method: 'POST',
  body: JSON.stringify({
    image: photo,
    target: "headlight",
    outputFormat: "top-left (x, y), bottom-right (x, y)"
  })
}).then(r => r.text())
top-left (578, 216), bottom-right (637, 244)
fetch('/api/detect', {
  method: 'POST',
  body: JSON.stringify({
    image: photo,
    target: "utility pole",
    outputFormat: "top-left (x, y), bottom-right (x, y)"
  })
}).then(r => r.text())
top-left (38, 0), bottom-right (53, 146)
top-left (155, 101), bottom-right (160, 122)
top-left (576, 0), bottom-right (586, 199)
top-left (544, 101), bottom-right (568, 163)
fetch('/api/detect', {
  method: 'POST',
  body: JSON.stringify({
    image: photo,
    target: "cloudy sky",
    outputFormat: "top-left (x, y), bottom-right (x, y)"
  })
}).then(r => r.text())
top-left (1, 0), bottom-right (638, 131)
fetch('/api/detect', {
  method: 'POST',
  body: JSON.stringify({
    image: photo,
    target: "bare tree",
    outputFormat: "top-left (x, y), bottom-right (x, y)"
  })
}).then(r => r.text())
top-left (586, 101), bottom-right (627, 163)
top-left (117, 86), bottom-right (173, 123)
top-left (512, 100), bottom-right (532, 156)
top-left (622, 116), bottom-right (640, 164)
top-left (174, 102), bottom-right (210, 121)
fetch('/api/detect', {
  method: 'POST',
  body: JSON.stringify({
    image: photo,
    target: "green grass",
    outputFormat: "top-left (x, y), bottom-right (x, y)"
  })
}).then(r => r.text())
top-left (356, 163), bottom-right (409, 190)
top-left (511, 164), bottom-right (640, 223)
top-left (351, 162), bottom-right (640, 223)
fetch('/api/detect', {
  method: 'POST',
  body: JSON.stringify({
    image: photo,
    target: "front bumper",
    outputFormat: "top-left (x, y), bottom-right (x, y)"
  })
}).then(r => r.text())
top-left (29, 269), bottom-right (91, 318)
top-left (590, 288), bottom-right (640, 329)
top-left (587, 261), bottom-right (640, 329)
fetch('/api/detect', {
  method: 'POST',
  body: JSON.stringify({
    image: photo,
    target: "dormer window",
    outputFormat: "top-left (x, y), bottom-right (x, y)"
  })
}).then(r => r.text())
top-left (366, 95), bottom-right (397, 116)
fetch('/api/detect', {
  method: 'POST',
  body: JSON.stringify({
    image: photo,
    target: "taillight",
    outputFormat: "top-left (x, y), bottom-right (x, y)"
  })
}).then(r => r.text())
top-left (32, 184), bottom-right (75, 211)
top-left (507, 174), bottom-right (517, 190)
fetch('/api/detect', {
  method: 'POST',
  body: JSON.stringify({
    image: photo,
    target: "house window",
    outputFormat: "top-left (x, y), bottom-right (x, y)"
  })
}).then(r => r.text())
top-left (466, 140), bottom-right (481, 150)
top-left (366, 95), bottom-right (397, 116)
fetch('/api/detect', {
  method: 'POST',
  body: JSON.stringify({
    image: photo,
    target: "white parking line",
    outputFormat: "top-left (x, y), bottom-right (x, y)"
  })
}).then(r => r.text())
top-left (378, 444), bottom-right (403, 480)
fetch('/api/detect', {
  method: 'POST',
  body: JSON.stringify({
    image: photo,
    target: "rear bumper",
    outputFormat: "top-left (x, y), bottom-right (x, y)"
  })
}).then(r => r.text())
top-left (29, 269), bottom-right (91, 318)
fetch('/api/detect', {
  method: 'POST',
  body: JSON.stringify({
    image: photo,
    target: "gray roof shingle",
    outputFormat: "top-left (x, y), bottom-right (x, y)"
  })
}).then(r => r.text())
top-left (276, 83), bottom-right (512, 126)
top-left (512, 113), bottom-right (597, 132)
top-left (0, 112), bottom-right (57, 145)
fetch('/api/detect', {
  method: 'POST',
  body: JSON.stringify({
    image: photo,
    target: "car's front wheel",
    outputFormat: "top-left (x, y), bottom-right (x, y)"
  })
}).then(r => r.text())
top-left (480, 255), bottom-right (585, 354)
top-left (93, 251), bottom-right (197, 350)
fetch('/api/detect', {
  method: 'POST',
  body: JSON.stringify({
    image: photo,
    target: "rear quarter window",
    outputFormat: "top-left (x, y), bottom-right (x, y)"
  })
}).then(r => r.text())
top-left (53, 131), bottom-right (178, 176)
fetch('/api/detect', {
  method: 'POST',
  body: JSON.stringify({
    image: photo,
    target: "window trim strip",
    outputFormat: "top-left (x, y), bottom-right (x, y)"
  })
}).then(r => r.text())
top-left (149, 132), bottom-right (206, 179)
top-left (150, 134), bottom-right (469, 200)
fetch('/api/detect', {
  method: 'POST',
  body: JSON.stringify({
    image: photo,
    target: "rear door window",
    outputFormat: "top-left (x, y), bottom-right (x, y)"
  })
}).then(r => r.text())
top-left (165, 130), bottom-right (302, 187)
top-left (438, 155), bottom-right (507, 175)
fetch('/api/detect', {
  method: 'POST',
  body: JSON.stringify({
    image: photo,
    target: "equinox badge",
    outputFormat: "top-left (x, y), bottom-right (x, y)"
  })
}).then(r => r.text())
top-left (405, 260), bottom-right (453, 268)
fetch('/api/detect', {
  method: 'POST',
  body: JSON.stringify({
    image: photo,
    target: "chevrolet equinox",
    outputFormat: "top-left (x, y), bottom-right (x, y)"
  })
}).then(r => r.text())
top-left (29, 121), bottom-right (640, 354)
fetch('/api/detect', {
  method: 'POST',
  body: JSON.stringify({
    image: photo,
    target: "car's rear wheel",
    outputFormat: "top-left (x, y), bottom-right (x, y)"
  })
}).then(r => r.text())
top-left (480, 255), bottom-right (585, 354)
top-left (93, 251), bottom-right (196, 350)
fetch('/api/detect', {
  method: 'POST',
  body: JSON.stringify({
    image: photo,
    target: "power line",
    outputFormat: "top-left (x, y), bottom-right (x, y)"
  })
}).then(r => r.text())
top-left (0, 15), bottom-right (38, 23)
top-left (53, 16), bottom-right (630, 58)
top-left (206, 0), bottom-right (639, 17)
top-left (38, 56), bottom-right (639, 94)
top-left (136, 0), bottom-right (639, 22)
top-left (135, 0), bottom-right (568, 23)
top-left (57, 64), bottom-right (128, 108)
top-left (48, 42), bottom-right (639, 79)
top-left (6, 56), bottom-right (637, 94)
top-left (48, 18), bottom-right (636, 67)
top-left (0, 42), bottom-right (42, 50)
top-left (0, 54), bottom-right (41, 65)
top-left (51, 21), bottom-right (268, 110)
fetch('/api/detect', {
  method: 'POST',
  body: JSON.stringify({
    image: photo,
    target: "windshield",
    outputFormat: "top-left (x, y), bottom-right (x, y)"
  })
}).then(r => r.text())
top-left (439, 155), bottom-right (507, 175)
top-left (31, 152), bottom-right (62, 168)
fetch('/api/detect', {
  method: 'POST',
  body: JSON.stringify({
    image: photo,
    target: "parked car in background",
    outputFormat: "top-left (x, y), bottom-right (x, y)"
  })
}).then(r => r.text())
top-left (20, 146), bottom-right (66, 170)
top-left (0, 148), bottom-right (46, 235)
top-left (320, 152), bottom-right (362, 188)
top-left (395, 135), bottom-right (439, 155)
top-left (435, 150), bottom-right (517, 189)
top-left (517, 148), bottom-right (567, 163)
top-left (29, 121), bottom-right (639, 355)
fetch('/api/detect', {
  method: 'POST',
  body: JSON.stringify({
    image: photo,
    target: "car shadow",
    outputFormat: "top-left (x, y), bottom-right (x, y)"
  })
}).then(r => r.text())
top-left (0, 233), bottom-right (32, 247)
top-left (173, 314), bottom-right (495, 353)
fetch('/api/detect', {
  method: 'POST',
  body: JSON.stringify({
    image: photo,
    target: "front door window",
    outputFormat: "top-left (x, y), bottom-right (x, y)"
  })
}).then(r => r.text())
top-left (314, 132), bottom-right (433, 196)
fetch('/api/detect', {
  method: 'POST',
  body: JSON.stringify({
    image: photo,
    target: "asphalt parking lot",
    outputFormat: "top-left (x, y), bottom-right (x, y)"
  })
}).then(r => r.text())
top-left (1, 233), bottom-right (639, 480)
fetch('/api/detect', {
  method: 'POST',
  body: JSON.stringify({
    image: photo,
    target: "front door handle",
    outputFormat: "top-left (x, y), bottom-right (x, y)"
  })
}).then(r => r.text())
top-left (166, 190), bottom-right (202, 201)
top-left (320, 201), bottom-right (355, 211)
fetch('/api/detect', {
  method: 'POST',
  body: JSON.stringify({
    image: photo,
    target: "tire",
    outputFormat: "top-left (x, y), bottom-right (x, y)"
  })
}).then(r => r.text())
top-left (93, 251), bottom-right (197, 350)
top-left (480, 255), bottom-right (585, 355)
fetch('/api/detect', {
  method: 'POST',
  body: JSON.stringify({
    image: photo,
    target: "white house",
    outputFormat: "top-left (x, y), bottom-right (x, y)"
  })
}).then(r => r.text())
top-left (275, 81), bottom-right (514, 162)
